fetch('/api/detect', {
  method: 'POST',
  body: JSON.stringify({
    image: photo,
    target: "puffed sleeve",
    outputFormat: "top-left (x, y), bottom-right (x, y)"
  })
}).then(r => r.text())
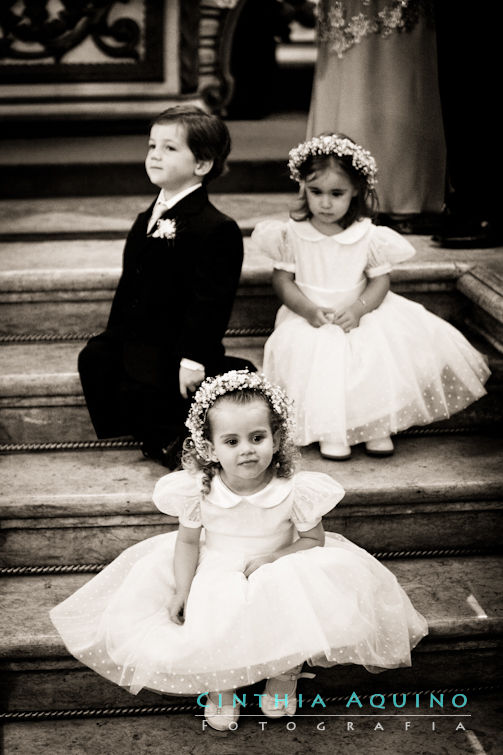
top-left (290, 471), bottom-right (345, 531)
top-left (250, 220), bottom-right (296, 272)
top-left (365, 225), bottom-right (416, 278)
top-left (152, 470), bottom-right (202, 528)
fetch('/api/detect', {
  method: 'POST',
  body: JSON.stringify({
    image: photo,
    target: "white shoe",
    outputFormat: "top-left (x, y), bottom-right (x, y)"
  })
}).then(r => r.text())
top-left (259, 667), bottom-right (315, 718)
top-left (320, 441), bottom-right (351, 460)
top-left (204, 695), bottom-right (240, 731)
top-left (365, 436), bottom-right (394, 457)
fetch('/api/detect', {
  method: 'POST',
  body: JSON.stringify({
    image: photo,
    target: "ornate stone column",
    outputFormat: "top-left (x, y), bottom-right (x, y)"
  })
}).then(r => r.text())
top-left (197, 0), bottom-right (245, 112)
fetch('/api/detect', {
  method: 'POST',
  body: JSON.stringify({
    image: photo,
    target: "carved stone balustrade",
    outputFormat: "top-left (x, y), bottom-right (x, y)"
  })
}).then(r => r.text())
top-left (0, 0), bottom-right (246, 124)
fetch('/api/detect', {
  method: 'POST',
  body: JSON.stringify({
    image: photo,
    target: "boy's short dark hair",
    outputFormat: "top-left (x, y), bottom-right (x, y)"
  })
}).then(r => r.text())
top-left (151, 105), bottom-right (231, 183)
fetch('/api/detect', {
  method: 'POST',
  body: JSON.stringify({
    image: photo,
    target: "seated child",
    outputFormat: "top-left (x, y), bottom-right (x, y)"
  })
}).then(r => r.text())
top-left (252, 132), bottom-right (490, 460)
top-left (78, 105), bottom-right (255, 467)
top-left (50, 370), bottom-right (428, 732)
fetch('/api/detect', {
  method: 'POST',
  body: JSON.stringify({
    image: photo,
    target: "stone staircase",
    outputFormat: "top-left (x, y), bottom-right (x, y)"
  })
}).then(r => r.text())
top-left (1, 130), bottom-right (503, 753)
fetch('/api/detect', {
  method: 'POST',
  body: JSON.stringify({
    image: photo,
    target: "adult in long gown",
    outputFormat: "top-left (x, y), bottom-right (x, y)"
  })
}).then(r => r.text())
top-left (307, 0), bottom-right (446, 217)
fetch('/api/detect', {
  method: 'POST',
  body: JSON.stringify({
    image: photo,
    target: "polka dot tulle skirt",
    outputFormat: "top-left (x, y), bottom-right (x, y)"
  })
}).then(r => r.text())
top-left (263, 292), bottom-right (490, 446)
top-left (50, 530), bottom-right (428, 696)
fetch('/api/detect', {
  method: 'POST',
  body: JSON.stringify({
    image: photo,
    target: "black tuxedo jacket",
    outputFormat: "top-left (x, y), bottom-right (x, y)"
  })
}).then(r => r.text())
top-left (106, 186), bottom-right (243, 386)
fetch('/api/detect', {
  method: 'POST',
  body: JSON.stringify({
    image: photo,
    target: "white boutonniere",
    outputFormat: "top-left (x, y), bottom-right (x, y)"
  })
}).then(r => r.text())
top-left (152, 217), bottom-right (177, 241)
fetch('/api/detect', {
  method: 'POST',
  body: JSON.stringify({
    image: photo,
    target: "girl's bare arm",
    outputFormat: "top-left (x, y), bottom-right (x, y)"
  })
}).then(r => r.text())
top-left (243, 522), bottom-right (325, 577)
top-left (333, 273), bottom-right (390, 332)
top-left (355, 273), bottom-right (390, 315)
top-left (170, 524), bottom-right (201, 624)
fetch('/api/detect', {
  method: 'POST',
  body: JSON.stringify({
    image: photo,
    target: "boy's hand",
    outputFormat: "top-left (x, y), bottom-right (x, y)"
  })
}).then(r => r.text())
top-left (306, 307), bottom-right (334, 328)
top-left (179, 366), bottom-right (205, 399)
top-left (332, 304), bottom-right (361, 333)
top-left (169, 592), bottom-right (187, 625)
top-left (243, 554), bottom-right (275, 578)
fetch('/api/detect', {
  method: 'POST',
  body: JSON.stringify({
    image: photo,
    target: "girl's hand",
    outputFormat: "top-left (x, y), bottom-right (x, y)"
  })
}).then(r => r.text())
top-left (243, 554), bottom-right (275, 578)
top-left (306, 307), bottom-right (334, 328)
top-left (332, 304), bottom-right (361, 333)
top-left (169, 591), bottom-right (187, 625)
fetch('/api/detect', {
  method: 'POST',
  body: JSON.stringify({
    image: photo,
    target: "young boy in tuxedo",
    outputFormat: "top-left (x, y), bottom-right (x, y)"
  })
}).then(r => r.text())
top-left (79, 105), bottom-right (255, 467)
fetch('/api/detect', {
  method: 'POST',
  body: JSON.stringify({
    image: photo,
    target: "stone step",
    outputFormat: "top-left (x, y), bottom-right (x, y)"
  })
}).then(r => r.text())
top-left (2, 195), bottom-right (502, 339)
top-left (1, 434), bottom-right (502, 567)
top-left (0, 194), bottom-right (292, 241)
top-left (2, 691), bottom-right (500, 755)
top-left (1, 335), bottom-right (501, 444)
top-left (0, 192), bottom-right (444, 242)
top-left (458, 260), bottom-right (503, 354)
top-left (0, 117), bottom-right (309, 198)
top-left (1, 555), bottom-right (502, 711)
top-left (0, 338), bottom-right (265, 444)
top-left (0, 233), bottom-right (494, 338)
top-left (0, 234), bottom-right (280, 338)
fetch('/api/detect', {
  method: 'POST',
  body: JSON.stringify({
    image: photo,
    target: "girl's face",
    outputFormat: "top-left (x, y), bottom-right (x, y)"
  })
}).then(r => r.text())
top-left (207, 397), bottom-right (280, 494)
top-left (304, 164), bottom-right (357, 235)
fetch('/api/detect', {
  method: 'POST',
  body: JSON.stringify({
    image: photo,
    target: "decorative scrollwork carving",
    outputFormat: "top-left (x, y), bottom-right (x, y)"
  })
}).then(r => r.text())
top-left (198, 0), bottom-right (247, 113)
top-left (0, 0), bottom-right (140, 63)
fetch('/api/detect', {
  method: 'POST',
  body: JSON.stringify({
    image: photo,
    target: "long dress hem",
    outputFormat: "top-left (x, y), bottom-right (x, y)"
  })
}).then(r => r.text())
top-left (50, 470), bottom-right (428, 696)
top-left (252, 218), bottom-right (490, 447)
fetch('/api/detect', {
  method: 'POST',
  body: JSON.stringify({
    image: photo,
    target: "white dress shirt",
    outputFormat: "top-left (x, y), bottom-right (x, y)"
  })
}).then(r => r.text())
top-left (147, 183), bottom-right (203, 233)
top-left (147, 183), bottom-right (205, 374)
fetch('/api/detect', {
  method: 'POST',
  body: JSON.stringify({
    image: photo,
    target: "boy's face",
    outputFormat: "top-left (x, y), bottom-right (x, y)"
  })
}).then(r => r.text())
top-left (145, 122), bottom-right (208, 195)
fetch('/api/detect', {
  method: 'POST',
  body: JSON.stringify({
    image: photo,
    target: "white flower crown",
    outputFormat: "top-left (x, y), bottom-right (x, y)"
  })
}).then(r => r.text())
top-left (185, 370), bottom-right (295, 459)
top-left (288, 134), bottom-right (377, 188)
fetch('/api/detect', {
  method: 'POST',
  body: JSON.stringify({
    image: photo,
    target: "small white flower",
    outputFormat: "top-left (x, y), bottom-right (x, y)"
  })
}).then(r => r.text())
top-left (152, 218), bottom-right (177, 240)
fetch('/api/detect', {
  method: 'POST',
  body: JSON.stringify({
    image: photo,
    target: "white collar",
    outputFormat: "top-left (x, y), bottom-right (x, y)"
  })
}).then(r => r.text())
top-left (288, 217), bottom-right (372, 244)
top-left (157, 183), bottom-right (202, 210)
top-left (205, 473), bottom-right (293, 509)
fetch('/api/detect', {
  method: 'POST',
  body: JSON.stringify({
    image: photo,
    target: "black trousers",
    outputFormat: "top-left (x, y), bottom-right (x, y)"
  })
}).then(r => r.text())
top-left (78, 332), bottom-right (256, 445)
top-left (434, 2), bottom-right (500, 226)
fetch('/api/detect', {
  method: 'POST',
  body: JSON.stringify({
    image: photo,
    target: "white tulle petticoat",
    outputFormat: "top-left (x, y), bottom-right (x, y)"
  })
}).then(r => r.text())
top-left (263, 292), bottom-right (490, 447)
top-left (50, 529), bottom-right (428, 696)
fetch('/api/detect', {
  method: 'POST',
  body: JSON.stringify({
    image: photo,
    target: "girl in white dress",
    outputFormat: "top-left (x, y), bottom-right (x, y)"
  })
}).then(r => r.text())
top-left (252, 134), bottom-right (490, 460)
top-left (50, 370), bottom-right (428, 732)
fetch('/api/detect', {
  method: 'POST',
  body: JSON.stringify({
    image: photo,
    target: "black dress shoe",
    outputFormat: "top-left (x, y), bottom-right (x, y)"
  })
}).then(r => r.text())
top-left (141, 437), bottom-right (183, 470)
top-left (378, 212), bottom-right (442, 235)
top-left (432, 220), bottom-right (503, 249)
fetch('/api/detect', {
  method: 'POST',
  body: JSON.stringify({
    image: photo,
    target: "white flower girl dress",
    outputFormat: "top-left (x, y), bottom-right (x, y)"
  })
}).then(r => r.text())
top-left (50, 469), bottom-right (428, 696)
top-left (252, 218), bottom-right (490, 446)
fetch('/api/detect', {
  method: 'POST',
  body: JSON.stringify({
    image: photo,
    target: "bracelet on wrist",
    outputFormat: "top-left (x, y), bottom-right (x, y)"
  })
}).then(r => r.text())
top-left (357, 295), bottom-right (367, 310)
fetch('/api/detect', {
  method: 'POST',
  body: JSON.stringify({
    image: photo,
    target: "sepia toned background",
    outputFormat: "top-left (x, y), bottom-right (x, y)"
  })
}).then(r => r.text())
top-left (0, 2), bottom-right (502, 753)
